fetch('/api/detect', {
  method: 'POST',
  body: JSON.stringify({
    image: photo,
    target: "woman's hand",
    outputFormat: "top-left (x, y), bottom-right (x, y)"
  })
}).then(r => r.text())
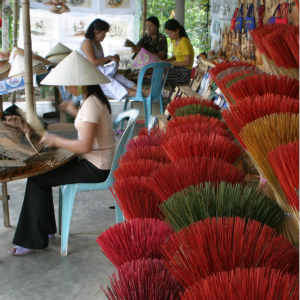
top-left (58, 100), bottom-right (78, 117)
top-left (113, 54), bottom-right (120, 63)
top-left (132, 47), bottom-right (141, 53)
top-left (40, 134), bottom-right (59, 148)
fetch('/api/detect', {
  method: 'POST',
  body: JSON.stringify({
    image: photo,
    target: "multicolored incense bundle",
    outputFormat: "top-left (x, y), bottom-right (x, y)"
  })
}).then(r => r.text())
top-left (125, 134), bottom-right (161, 150)
top-left (96, 219), bottom-right (173, 267)
top-left (161, 217), bottom-right (299, 287)
top-left (113, 159), bottom-right (164, 180)
top-left (160, 132), bottom-right (243, 163)
top-left (268, 141), bottom-right (299, 221)
top-left (251, 24), bottom-right (299, 80)
top-left (111, 176), bottom-right (162, 219)
top-left (166, 96), bottom-right (220, 119)
top-left (227, 74), bottom-right (299, 104)
top-left (181, 267), bottom-right (299, 300)
top-left (161, 121), bottom-right (233, 142)
top-left (118, 146), bottom-right (169, 166)
top-left (149, 156), bottom-right (246, 201)
top-left (222, 94), bottom-right (299, 148)
top-left (160, 182), bottom-right (285, 231)
top-left (101, 259), bottom-right (183, 300)
top-left (165, 114), bottom-right (228, 131)
top-left (240, 113), bottom-right (299, 243)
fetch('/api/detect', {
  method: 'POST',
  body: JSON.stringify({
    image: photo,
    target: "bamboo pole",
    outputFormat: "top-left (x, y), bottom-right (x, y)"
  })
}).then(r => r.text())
top-left (11, 0), bottom-right (19, 104)
top-left (2, 0), bottom-right (10, 51)
top-left (22, 0), bottom-right (36, 124)
top-left (175, 0), bottom-right (185, 26)
top-left (142, 0), bottom-right (147, 34)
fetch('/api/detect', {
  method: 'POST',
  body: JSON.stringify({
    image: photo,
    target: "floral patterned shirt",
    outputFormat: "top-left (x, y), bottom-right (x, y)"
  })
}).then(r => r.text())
top-left (137, 32), bottom-right (168, 59)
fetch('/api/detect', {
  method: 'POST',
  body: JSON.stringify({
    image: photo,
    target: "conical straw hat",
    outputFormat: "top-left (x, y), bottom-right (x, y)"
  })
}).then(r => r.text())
top-left (11, 47), bottom-right (51, 65)
top-left (0, 61), bottom-right (11, 74)
top-left (43, 0), bottom-right (53, 5)
top-left (47, 53), bottom-right (69, 64)
top-left (45, 43), bottom-right (72, 58)
top-left (58, 4), bottom-right (70, 13)
top-left (49, 4), bottom-right (60, 12)
top-left (8, 54), bottom-right (44, 78)
top-left (41, 51), bottom-right (111, 86)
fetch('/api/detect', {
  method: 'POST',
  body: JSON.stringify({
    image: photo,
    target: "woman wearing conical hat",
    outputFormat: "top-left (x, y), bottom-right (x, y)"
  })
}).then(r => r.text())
top-left (77, 19), bottom-right (149, 101)
top-left (8, 52), bottom-right (116, 256)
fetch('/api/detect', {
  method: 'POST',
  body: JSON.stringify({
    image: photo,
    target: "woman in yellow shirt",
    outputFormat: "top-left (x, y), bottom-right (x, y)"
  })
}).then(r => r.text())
top-left (164, 19), bottom-right (194, 84)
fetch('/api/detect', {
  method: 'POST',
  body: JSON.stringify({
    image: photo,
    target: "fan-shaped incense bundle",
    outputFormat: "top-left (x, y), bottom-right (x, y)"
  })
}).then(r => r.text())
top-left (217, 70), bottom-right (262, 103)
top-left (166, 96), bottom-right (220, 119)
top-left (101, 259), bottom-right (183, 300)
top-left (161, 122), bottom-right (233, 142)
top-left (149, 157), bottom-right (246, 201)
top-left (161, 132), bottom-right (243, 164)
top-left (96, 219), bottom-right (173, 267)
top-left (165, 114), bottom-right (228, 131)
top-left (113, 159), bottom-right (164, 180)
top-left (126, 134), bottom-right (161, 150)
top-left (110, 176), bottom-right (162, 219)
top-left (283, 25), bottom-right (299, 66)
top-left (240, 113), bottom-right (299, 243)
top-left (181, 267), bottom-right (299, 300)
top-left (175, 104), bottom-right (222, 119)
top-left (251, 24), bottom-right (299, 80)
top-left (268, 141), bottom-right (299, 216)
top-left (161, 217), bottom-right (299, 287)
top-left (227, 74), bottom-right (299, 104)
top-left (118, 146), bottom-right (169, 166)
top-left (209, 61), bottom-right (257, 82)
top-left (160, 182), bottom-right (285, 231)
top-left (222, 94), bottom-right (299, 148)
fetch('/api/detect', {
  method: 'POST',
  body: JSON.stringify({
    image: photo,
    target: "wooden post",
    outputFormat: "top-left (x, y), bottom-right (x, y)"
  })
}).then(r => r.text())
top-left (175, 0), bottom-right (185, 26)
top-left (11, 0), bottom-right (19, 104)
top-left (0, 182), bottom-right (10, 227)
top-left (2, 0), bottom-right (10, 51)
top-left (142, 0), bottom-right (147, 34)
top-left (22, 0), bottom-right (36, 124)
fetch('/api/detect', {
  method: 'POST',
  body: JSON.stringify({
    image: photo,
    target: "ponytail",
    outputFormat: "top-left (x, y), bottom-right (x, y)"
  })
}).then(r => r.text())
top-left (165, 19), bottom-right (189, 39)
top-left (179, 25), bottom-right (188, 39)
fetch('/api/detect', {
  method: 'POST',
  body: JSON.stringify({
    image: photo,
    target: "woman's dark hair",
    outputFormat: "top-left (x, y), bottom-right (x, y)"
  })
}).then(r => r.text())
top-left (85, 19), bottom-right (110, 40)
top-left (84, 85), bottom-right (112, 114)
top-left (165, 19), bottom-right (189, 39)
top-left (146, 16), bottom-right (160, 29)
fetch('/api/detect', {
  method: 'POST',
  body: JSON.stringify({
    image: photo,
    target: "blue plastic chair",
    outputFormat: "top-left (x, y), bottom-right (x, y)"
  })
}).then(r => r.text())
top-left (122, 62), bottom-right (171, 129)
top-left (58, 109), bottom-right (140, 255)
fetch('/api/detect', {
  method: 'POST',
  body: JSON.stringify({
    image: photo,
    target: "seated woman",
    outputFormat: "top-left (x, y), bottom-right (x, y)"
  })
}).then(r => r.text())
top-left (132, 16), bottom-right (168, 60)
top-left (8, 54), bottom-right (116, 255)
top-left (78, 19), bottom-right (149, 101)
top-left (164, 19), bottom-right (194, 84)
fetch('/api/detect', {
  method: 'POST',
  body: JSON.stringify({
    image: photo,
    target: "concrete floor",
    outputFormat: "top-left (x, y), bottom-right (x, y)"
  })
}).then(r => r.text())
top-left (0, 102), bottom-right (144, 300)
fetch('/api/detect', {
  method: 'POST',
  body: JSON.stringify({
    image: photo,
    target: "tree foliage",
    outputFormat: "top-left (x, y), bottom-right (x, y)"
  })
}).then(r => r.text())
top-left (141, 0), bottom-right (211, 56)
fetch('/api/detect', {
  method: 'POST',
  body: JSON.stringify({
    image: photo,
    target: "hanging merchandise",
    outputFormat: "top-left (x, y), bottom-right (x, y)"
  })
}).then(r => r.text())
top-left (230, 7), bottom-right (239, 31)
top-left (275, 2), bottom-right (289, 24)
top-left (234, 3), bottom-right (244, 32)
top-left (245, 3), bottom-right (256, 32)
top-left (268, 4), bottom-right (281, 23)
top-left (258, 4), bottom-right (265, 26)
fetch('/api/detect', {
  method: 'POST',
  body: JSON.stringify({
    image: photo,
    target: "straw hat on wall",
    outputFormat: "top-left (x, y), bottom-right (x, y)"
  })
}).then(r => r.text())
top-left (41, 51), bottom-right (111, 86)
top-left (45, 43), bottom-right (72, 58)
top-left (8, 54), bottom-right (48, 78)
top-left (11, 47), bottom-right (51, 65)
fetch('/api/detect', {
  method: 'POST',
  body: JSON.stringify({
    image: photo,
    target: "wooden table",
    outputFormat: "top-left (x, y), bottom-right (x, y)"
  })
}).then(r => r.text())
top-left (0, 148), bottom-right (76, 227)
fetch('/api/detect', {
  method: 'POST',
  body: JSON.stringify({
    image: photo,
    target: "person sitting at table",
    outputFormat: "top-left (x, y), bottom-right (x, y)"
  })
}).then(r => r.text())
top-left (164, 19), bottom-right (194, 84)
top-left (132, 16), bottom-right (168, 60)
top-left (8, 52), bottom-right (116, 255)
top-left (78, 18), bottom-right (149, 101)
